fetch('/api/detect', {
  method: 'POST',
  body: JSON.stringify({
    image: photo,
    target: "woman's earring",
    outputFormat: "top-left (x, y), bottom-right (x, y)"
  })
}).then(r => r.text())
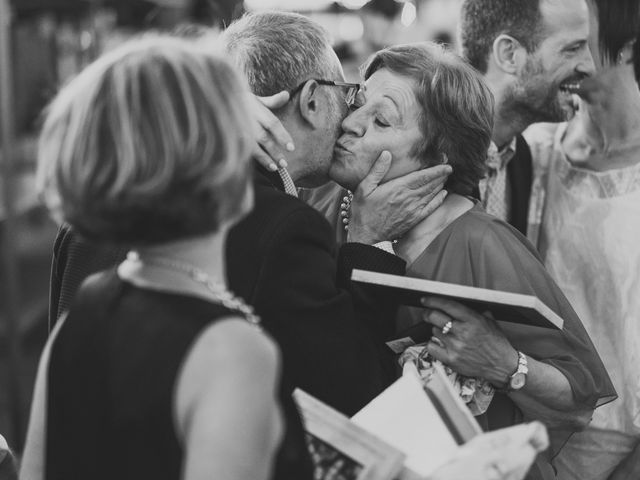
top-left (618, 51), bottom-right (626, 65)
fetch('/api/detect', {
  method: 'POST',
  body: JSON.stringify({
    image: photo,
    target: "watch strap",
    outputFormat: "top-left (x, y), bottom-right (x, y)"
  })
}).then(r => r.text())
top-left (495, 351), bottom-right (528, 393)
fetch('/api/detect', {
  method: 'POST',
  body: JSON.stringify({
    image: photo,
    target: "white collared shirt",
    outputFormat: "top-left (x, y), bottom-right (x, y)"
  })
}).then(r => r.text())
top-left (479, 138), bottom-right (517, 221)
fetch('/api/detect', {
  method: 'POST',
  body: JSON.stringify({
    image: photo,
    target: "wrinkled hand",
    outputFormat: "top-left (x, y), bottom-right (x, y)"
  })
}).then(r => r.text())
top-left (347, 152), bottom-right (452, 244)
top-left (422, 297), bottom-right (517, 385)
top-left (250, 91), bottom-right (295, 171)
top-left (431, 422), bottom-right (549, 480)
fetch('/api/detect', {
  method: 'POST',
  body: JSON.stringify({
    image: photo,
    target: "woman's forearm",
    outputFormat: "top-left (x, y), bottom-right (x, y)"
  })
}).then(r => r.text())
top-left (509, 356), bottom-right (592, 428)
top-left (420, 298), bottom-right (596, 428)
top-left (479, 346), bottom-right (592, 427)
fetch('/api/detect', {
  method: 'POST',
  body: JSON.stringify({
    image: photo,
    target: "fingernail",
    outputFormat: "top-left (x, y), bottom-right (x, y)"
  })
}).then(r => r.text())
top-left (442, 190), bottom-right (448, 198)
top-left (279, 158), bottom-right (288, 168)
top-left (269, 163), bottom-right (278, 172)
top-left (286, 142), bottom-right (295, 152)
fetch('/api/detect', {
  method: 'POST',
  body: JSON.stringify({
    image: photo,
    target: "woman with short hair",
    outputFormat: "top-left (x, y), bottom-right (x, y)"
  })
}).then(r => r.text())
top-left (525, 0), bottom-right (640, 477)
top-left (329, 42), bottom-right (615, 478)
top-left (21, 35), bottom-right (311, 480)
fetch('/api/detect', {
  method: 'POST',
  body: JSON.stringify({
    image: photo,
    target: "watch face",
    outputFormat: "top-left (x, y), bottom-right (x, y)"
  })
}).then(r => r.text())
top-left (510, 372), bottom-right (526, 390)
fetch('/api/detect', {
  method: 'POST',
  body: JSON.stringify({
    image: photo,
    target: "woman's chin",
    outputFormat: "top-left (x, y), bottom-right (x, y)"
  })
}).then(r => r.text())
top-left (328, 163), bottom-right (358, 191)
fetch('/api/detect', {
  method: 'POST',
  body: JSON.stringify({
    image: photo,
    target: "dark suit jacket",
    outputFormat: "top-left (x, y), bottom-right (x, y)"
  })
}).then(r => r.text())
top-left (507, 135), bottom-right (534, 236)
top-left (226, 166), bottom-right (405, 414)
top-left (50, 166), bottom-right (405, 415)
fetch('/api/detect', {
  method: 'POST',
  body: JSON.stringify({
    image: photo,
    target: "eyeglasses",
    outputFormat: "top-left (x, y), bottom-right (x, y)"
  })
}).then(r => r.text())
top-left (289, 79), bottom-right (362, 108)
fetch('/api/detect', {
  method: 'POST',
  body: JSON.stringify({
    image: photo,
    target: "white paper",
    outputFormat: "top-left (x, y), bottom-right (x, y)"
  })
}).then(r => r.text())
top-left (351, 366), bottom-right (459, 477)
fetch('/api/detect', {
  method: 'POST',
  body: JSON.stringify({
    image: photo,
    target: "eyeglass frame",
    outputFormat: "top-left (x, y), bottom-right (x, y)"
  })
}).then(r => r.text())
top-left (288, 79), bottom-right (362, 108)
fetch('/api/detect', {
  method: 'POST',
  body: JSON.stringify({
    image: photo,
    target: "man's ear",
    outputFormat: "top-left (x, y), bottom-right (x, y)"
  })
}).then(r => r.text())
top-left (492, 34), bottom-right (527, 75)
top-left (296, 80), bottom-right (323, 128)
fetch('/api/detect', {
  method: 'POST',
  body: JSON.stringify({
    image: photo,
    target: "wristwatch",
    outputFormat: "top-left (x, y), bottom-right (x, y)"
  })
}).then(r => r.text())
top-left (507, 351), bottom-right (529, 391)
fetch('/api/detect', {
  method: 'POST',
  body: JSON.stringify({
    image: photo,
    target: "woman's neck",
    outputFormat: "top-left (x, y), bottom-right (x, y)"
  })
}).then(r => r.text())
top-left (118, 231), bottom-right (229, 301)
top-left (395, 193), bottom-right (474, 265)
top-left (564, 69), bottom-right (640, 171)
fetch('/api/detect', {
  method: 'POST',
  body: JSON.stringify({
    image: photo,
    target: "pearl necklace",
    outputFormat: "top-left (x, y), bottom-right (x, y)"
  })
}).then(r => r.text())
top-left (126, 251), bottom-right (261, 328)
top-left (340, 190), bottom-right (354, 231)
top-left (339, 190), bottom-right (400, 249)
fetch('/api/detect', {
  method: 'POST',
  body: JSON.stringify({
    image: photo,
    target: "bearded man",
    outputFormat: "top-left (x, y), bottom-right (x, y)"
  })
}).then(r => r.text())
top-left (460, 0), bottom-right (594, 236)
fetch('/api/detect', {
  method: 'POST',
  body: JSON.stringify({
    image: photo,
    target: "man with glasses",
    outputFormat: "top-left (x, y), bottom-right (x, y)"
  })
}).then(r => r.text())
top-left (219, 16), bottom-right (556, 480)
top-left (47, 11), bottom-right (449, 417)
top-left (289, 79), bottom-right (361, 109)
top-left (220, 11), bottom-right (451, 414)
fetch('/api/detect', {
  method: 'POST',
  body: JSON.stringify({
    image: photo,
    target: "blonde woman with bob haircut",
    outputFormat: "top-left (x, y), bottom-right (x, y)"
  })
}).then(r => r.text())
top-left (21, 36), bottom-right (313, 480)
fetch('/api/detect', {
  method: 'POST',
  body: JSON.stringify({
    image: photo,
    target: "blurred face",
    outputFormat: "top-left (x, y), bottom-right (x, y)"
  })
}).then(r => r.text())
top-left (329, 69), bottom-right (424, 191)
top-left (507, 0), bottom-right (595, 122)
top-left (571, 1), bottom-right (632, 105)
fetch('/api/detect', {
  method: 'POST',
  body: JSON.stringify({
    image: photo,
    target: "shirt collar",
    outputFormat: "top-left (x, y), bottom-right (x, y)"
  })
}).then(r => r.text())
top-left (487, 137), bottom-right (517, 171)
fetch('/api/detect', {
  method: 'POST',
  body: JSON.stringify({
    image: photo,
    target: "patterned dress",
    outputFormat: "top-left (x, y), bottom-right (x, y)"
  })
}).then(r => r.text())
top-left (526, 122), bottom-right (640, 480)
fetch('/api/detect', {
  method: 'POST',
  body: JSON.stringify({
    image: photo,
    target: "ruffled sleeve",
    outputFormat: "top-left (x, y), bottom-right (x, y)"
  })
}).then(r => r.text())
top-left (468, 215), bottom-right (616, 411)
top-left (403, 207), bottom-right (616, 448)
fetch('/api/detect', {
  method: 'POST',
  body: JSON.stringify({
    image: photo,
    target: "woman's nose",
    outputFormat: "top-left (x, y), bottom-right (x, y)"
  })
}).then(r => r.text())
top-left (341, 110), bottom-right (365, 137)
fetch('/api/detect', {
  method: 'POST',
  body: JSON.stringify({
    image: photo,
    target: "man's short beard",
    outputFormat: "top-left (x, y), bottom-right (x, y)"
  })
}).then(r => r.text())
top-left (506, 56), bottom-right (569, 125)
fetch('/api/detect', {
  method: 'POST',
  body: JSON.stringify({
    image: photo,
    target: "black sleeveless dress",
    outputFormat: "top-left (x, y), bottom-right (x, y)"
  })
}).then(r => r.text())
top-left (45, 271), bottom-right (312, 480)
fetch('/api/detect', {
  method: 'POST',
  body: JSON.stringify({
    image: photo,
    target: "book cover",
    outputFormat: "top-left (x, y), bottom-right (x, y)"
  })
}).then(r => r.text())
top-left (351, 269), bottom-right (564, 332)
top-left (351, 363), bottom-right (481, 478)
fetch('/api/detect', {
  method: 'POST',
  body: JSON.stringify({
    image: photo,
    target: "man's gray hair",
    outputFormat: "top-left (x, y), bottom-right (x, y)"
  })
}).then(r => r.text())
top-left (221, 11), bottom-right (338, 96)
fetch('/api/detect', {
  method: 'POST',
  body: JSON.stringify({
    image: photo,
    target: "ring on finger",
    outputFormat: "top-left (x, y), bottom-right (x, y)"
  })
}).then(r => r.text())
top-left (441, 320), bottom-right (453, 335)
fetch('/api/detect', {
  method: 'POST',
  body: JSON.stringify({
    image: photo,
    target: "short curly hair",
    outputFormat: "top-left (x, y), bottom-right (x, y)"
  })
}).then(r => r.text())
top-left (37, 35), bottom-right (254, 245)
top-left (221, 11), bottom-right (338, 96)
top-left (363, 42), bottom-right (494, 197)
top-left (460, 0), bottom-right (544, 73)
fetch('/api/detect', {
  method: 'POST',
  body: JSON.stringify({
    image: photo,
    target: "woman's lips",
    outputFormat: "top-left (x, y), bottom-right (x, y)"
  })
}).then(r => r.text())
top-left (334, 142), bottom-right (351, 154)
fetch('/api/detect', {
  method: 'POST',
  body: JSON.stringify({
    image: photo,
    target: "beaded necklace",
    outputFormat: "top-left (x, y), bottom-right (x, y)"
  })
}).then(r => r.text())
top-left (127, 251), bottom-right (261, 328)
top-left (339, 190), bottom-right (354, 231)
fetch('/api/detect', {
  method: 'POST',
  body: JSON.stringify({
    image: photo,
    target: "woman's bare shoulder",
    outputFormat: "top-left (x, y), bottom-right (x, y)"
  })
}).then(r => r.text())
top-left (173, 317), bottom-right (280, 435)
top-left (182, 317), bottom-right (279, 385)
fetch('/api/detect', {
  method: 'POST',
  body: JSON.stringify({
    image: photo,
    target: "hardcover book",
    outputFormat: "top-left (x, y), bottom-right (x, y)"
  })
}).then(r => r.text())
top-left (294, 363), bottom-right (482, 480)
top-left (352, 269), bottom-right (563, 330)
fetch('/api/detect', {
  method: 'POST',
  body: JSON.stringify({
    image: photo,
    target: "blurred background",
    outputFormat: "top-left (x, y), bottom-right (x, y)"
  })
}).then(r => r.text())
top-left (0, 0), bottom-right (462, 452)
